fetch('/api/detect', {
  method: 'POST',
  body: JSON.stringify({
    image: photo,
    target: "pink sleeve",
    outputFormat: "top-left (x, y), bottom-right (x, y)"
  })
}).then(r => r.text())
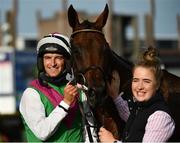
top-left (113, 93), bottom-right (130, 122)
top-left (143, 111), bottom-right (175, 142)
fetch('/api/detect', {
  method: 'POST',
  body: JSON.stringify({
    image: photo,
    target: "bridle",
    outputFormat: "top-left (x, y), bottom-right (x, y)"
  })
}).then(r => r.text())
top-left (70, 29), bottom-right (116, 108)
top-left (75, 64), bottom-right (110, 142)
top-left (74, 64), bottom-right (110, 105)
top-left (70, 28), bottom-right (109, 90)
top-left (70, 29), bottom-right (112, 107)
top-left (70, 29), bottom-right (104, 39)
top-left (77, 65), bottom-right (107, 84)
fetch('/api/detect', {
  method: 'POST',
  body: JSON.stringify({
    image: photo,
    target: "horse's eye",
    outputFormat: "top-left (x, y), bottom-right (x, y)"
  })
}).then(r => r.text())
top-left (93, 74), bottom-right (99, 80)
top-left (76, 74), bottom-right (86, 85)
top-left (72, 49), bottom-right (79, 54)
top-left (74, 47), bottom-right (82, 56)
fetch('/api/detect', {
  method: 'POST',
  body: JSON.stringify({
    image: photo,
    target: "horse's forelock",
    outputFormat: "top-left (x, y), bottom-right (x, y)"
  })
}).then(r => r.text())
top-left (81, 20), bottom-right (94, 29)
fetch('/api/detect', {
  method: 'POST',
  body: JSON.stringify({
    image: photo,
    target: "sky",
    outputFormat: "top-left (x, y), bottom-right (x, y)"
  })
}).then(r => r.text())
top-left (0, 0), bottom-right (180, 39)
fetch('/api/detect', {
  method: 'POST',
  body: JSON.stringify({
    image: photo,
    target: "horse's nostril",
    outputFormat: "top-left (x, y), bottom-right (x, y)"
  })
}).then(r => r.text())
top-left (76, 73), bottom-right (86, 85)
top-left (88, 88), bottom-right (96, 97)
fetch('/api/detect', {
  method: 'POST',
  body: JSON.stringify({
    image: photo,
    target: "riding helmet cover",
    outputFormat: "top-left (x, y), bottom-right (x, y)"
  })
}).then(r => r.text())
top-left (36, 33), bottom-right (72, 86)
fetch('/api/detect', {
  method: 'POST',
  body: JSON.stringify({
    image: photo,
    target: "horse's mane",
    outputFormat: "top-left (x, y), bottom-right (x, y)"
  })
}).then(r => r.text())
top-left (111, 50), bottom-right (133, 71)
top-left (81, 20), bottom-right (94, 29)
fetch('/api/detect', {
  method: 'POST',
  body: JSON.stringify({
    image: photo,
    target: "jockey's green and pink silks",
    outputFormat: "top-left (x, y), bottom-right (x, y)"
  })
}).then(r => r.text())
top-left (21, 79), bottom-right (83, 142)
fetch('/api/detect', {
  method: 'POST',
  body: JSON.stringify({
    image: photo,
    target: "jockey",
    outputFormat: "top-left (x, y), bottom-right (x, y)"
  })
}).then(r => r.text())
top-left (19, 33), bottom-right (98, 142)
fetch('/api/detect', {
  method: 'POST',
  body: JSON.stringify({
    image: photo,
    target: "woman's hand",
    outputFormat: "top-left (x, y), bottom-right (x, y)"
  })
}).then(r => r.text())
top-left (107, 71), bottom-right (120, 99)
top-left (63, 82), bottom-right (79, 105)
top-left (98, 127), bottom-right (117, 143)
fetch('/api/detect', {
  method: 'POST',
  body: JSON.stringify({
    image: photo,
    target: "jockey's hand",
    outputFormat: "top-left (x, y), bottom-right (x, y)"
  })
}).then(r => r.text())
top-left (98, 127), bottom-right (117, 143)
top-left (107, 71), bottom-right (120, 99)
top-left (63, 82), bottom-right (79, 105)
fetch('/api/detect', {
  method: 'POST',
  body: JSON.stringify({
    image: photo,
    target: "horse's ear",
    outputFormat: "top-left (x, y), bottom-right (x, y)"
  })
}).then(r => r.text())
top-left (68, 5), bottom-right (80, 29)
top-left (95, 4), bottom-right (109, 29)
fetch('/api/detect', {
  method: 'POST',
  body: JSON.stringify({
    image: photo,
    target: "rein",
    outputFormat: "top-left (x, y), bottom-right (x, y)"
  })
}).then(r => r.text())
top-left (78, 102), bottom-right (98, 142)
top-left (77, 65), bottom-right (110, 119)
top-left (76, 65), bottom-right (110, 132)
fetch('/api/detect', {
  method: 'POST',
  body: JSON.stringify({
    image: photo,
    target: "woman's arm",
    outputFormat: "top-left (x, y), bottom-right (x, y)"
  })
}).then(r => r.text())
top-left (143, 111), bottom-right (175, 142)
top-left (113, 94), bottom-right (130, 122)
top-left (107, 71), bottom-right (130, 122)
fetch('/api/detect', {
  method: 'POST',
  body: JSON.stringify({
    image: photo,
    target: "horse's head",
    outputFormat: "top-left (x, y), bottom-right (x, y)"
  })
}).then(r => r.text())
top-left (68, 4), bottom-right (111, 108)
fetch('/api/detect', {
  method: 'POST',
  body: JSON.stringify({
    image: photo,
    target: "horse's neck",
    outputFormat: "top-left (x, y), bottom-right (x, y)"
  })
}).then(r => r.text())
top-left (111, 50), bottom-right (133, 71)
top-left (161, 69), bottom-right (180, 96)
top-left (108, 50), bottom-right (132, 93)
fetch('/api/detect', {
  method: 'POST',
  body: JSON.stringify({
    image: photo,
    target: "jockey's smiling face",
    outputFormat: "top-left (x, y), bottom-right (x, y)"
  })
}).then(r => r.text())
top-left (43, 53), bottom-right (65, 77)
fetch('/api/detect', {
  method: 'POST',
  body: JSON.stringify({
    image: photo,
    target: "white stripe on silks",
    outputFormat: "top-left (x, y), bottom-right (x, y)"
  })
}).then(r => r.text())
top-left (37, 37), bottom-right (71, 55)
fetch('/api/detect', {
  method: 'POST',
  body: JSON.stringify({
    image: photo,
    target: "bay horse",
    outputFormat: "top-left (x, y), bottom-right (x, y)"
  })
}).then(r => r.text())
top-left (68, 4), bottom-right (180, 141)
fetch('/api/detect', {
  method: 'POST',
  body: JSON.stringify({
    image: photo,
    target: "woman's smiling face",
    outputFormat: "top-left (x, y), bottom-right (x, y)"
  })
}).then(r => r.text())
top-left (132, 66), bottom-right (158, 102)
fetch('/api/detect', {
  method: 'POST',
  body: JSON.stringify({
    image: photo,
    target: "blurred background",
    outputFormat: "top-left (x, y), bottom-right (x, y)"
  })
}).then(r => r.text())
top-left (0, 0), bottom-right (180, 141)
